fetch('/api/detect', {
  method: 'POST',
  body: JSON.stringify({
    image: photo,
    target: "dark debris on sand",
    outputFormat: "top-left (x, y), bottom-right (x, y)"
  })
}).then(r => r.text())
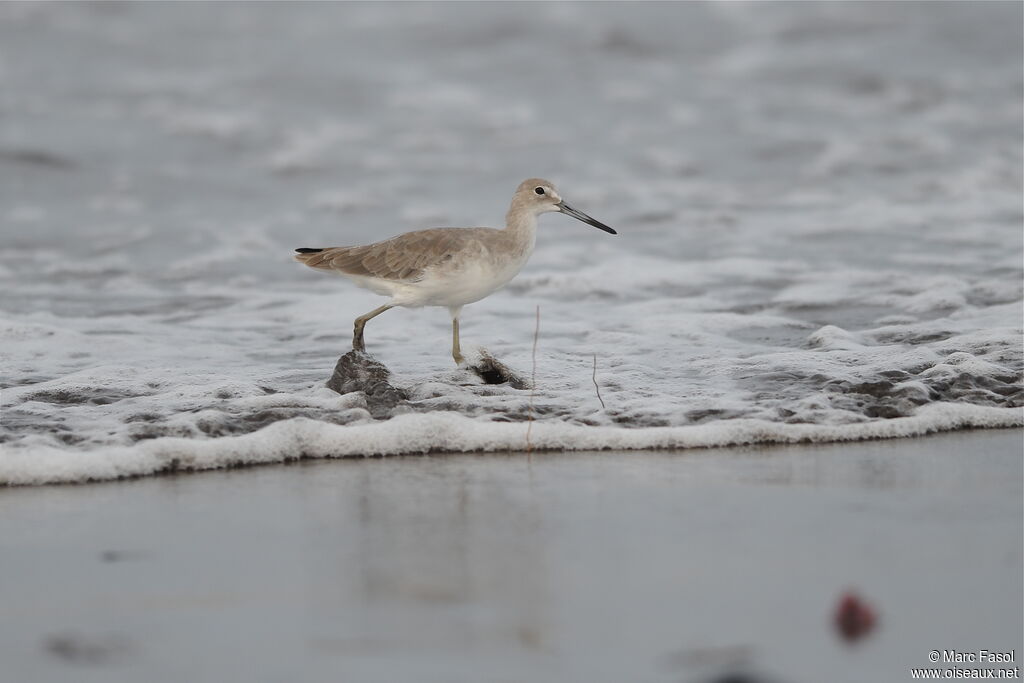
top-left (44, 632), bottom-right (131, 665)
top-left (470, 350), bottom-right (531, 390)
top-left (326, 349), bottom-right (529, 419)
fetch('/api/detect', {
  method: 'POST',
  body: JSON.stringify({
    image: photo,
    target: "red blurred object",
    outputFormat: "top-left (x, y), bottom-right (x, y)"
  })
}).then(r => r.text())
top-left (834, 591), bottom-right (877, 642)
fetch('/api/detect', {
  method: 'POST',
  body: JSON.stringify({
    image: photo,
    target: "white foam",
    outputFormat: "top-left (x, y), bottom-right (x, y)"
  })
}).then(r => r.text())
top-left (1, 404), bottom-right (1019, 486)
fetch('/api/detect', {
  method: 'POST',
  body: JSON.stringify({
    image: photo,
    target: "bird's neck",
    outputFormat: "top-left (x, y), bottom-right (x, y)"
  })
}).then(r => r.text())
top-left (505, 205), bottom-right (538, 237)
top-left (503, 208), bottom-right (538, 256)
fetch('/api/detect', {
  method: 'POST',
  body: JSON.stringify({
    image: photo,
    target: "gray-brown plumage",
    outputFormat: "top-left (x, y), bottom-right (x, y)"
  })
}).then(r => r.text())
top-left (295, 228), bottom-right (488, 283)
top-left (294, 178), bottom-right (616, 364)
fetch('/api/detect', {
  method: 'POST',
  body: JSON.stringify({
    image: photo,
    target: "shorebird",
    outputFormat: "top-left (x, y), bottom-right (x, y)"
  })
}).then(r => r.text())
top-left (295, 178), bottom-right (616, 365)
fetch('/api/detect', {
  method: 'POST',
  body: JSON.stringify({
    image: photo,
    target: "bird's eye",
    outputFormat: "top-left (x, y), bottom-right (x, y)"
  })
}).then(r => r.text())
top-left (534, 187), bottom-right (545, 195)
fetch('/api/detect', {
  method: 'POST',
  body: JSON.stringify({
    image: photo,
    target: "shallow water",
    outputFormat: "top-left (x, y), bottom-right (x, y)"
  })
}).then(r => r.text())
top-left (1, 2), bottom-right (1021, 484)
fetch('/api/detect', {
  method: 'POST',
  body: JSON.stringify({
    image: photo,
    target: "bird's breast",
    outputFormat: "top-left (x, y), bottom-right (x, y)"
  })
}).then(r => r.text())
top-left (410, 242), bottom-right (532, 307)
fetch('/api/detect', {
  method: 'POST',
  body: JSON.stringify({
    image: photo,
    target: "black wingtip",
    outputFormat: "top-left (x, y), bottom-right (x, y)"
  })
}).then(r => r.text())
top-left (295, 247), bottom-right (324, 254)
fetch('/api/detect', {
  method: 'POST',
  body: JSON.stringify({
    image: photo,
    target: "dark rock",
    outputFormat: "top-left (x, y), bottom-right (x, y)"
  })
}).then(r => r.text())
top-left (468, 350), bottom-right (531, 389)
top-left (326, 351), bottom-right (409, 419)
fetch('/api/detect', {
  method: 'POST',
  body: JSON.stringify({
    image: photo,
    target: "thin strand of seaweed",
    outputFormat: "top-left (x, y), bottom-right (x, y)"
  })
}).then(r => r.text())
top-left (592, 353), bottom-right (606, 410)
top-left (526, 305), bottom-right (539, 453)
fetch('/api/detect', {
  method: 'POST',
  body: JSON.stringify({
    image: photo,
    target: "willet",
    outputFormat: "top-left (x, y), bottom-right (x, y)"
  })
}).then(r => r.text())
top-left (295, 178), bottom-right (616, 365)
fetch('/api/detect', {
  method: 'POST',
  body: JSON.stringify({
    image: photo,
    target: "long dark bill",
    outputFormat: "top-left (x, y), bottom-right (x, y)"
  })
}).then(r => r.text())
top-left (558, 202), bottom-right (617, 235)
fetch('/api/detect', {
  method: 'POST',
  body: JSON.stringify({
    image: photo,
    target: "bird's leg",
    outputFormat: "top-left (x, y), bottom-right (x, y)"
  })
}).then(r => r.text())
top-left (450, 306), bottom-right (464, 365)
top-left (352, 304), bottom-right (393, 353)
top-left (452, 317), bottom-right (464, 365)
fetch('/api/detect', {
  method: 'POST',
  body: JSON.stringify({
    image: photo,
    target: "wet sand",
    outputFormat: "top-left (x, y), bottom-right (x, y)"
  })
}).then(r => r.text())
top-left (1, 430), bottom-right (1021, 683)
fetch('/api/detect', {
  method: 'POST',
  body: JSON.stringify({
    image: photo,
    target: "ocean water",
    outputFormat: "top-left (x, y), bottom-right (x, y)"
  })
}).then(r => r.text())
top-left (1, 2), bottom-right (1021, 485)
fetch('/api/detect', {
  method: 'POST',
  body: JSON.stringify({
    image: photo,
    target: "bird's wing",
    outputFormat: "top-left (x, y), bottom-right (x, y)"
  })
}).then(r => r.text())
top-left (295, 228), bottom-right (482, 282)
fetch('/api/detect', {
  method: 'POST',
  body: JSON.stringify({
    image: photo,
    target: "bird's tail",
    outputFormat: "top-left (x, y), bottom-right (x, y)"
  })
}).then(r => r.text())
top-left (295, 246), bottom-right (375, 276)
top-left (294, 247), bottom-right (327, 267)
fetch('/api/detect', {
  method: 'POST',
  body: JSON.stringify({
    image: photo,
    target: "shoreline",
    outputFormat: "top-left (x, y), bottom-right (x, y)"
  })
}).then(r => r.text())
top-left (2, 404), bottom-right (1021, 487)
